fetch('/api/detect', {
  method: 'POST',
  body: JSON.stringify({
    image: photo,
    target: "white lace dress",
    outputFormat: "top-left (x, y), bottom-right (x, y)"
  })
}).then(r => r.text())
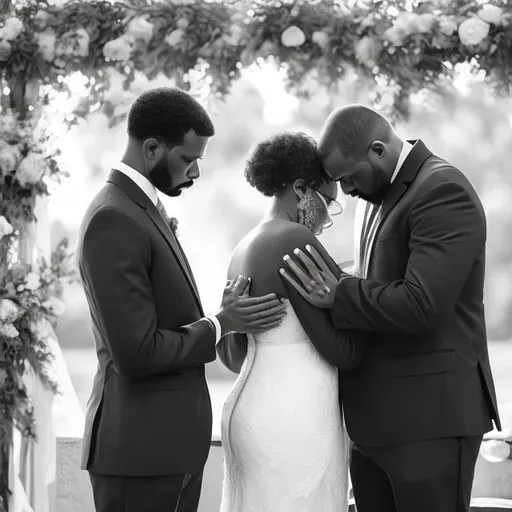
top-left (220, 300), bottom-right (350, 512)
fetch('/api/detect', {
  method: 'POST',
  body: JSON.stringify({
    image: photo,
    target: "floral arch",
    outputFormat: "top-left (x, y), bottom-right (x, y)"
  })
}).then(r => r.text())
top-left (0, 0), bottom-right (511, 508)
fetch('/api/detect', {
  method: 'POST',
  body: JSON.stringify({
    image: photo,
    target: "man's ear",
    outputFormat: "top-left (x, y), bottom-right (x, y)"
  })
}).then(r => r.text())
top-left (368, 140), bottom-right (385, 158)
top-left (142, 138), bottom-right (163, 162)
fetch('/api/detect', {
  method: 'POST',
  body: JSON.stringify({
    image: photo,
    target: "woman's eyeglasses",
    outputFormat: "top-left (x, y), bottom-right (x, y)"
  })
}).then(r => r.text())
top-left (315, 191), bottom-right (344, 216)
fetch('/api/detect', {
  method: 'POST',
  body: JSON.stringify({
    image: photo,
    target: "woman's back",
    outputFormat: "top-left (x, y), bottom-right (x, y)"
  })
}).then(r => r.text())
top-left (220, 220), bottom-right (350, 512)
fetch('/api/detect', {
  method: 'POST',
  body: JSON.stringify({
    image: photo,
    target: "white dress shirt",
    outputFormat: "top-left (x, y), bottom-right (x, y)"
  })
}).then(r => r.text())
top-left (361, 140), bottom-right (413, 277)
top-left (115, 161), bottom-right (158, 206)
top-left (113, 162), bottom-right (221, 343)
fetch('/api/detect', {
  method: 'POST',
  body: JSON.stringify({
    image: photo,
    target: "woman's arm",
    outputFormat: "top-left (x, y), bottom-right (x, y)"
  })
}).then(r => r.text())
top-left (216, 332), bottom-right (248, 374)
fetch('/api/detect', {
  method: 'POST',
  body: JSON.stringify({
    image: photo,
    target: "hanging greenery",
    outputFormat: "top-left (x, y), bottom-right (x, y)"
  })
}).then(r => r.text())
top-left (0, 0), bottom-right (511, 509)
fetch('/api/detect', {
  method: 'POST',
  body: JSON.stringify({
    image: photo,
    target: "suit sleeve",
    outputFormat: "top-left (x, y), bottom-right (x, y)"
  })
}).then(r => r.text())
top-left (283, 239), bottom-right (366, 370)
top-left (80, 208), bottom-right (216, 380)
top-left (330, 177), bottom-right (485, 335)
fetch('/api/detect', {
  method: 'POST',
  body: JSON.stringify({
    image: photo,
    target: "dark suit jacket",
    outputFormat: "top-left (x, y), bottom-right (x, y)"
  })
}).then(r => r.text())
top-left (333, 140), bottom-right (501, 447)
top-left (77, 170), bottom-right (216, 475)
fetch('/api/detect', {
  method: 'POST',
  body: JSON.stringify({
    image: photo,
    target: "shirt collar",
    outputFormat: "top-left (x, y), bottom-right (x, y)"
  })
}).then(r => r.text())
top-left (390, 140), bottom-right (413, 184)
top-left (114, 162), bottom-right (158, 206)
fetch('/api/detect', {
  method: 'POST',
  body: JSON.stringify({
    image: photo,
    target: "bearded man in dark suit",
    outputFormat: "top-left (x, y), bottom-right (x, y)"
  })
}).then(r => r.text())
top-left (77, 87), bottom-right (287, 512)
top-left (281, 104), bottom-right (501, 512)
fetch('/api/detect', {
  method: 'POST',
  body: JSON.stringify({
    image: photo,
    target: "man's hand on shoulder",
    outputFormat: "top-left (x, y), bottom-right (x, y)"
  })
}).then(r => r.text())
top-left (216, 275), bottom-right (287, 335)
top-left (279, 244), bottom-right (339, 309)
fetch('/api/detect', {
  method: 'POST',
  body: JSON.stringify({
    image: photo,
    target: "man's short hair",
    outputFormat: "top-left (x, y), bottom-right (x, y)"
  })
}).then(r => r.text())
top-left (319, 104), bottom-right (393, 160)
top-left (127, 87), bottom-right (215, 146)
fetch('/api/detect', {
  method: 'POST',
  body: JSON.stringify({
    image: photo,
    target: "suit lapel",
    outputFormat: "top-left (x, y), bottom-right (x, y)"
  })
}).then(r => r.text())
top-left (365, 140), bottom-right (432, 272)
top-left (107, 170), bottom-right (204, 315)
top-left (146, 204), bottom-right (204, 314)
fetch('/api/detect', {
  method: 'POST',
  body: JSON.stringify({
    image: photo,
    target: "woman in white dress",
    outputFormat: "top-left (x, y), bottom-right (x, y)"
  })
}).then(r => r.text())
top-left (217, 132), bottom-right (366, 512)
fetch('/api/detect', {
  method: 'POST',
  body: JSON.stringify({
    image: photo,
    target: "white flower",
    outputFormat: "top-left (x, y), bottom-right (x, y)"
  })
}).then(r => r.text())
top-left (458, 17), bottom-right (490, 46)
top-left (29, 318), bottom-right (49, 339)
top-left (0, 140), bottom-right (21, 172)
top-left (415, 13), bottom-right (437, 33)
top-left (383, 26), bottom-right (406, 46)
top-left (439, 16), bottom-right (458, 36)
top-left (126, 17), bottom-right (154, 43)
top-left (361, 17), bottom-right (376, 29)
top-left (165, 28), bottom-right (185, 47)
top-left (355, 36), bottom-right (381, 67)
top-left (393, 11), bottom-right (419, 34)
top-left (34, 10), bottom-right (50, 29)
top-left (0, 323), bottom-right (19, 338)
top-left (281, 26), bottom-right (306, 47)
top-left (56, 28), bottom-right (90, 58)
top-left (478, 5), bottom-right (503, 25)
top-left (0, 40), bottom-right (11, 61)
top-left (0, 299), bottom-right (19, 323)
top-left (223, 25), bottom-right (244, 46)
top-left (0, 216), bottom-right (13, 239)
top-left (42, 296), bottom-right (66, 316)
top-left (25, 272), bottom-right (41, 291)
top-left (0, 110), bottom-right (16, 136)
top-left (312, 31), bottom-right (329, 49)
top-left (0, 17), bottom-right (23, 41)
top-left (35, 30), bottom-right (57, 62)
top-left (16, 152), bottom-right (46, 186)
top-left (103, 35), bottom-right (135, 62)
top-left (176, 18), bottom-right (190, 30)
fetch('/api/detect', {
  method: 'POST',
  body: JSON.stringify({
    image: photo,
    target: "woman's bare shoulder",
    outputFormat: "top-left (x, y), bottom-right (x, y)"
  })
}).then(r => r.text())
top-left (246, 220), bottom-right (317, 259)
top-left (227, 220), bottom-right (321, 297)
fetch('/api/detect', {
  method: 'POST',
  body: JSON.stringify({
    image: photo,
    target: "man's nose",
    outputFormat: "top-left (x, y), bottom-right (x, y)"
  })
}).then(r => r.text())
top-left (188, 161), bottom-right (200, 180)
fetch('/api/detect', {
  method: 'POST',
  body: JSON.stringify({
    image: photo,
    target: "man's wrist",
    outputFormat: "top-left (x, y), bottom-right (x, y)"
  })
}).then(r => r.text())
top-left (204, 315), bottom-right (221, 344)
top-left (214, 310), bottom-right (234, 338)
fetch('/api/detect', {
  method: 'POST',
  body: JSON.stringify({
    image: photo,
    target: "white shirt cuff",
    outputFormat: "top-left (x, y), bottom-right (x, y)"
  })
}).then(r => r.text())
top-left (206, 315), bottom-right (222, 344)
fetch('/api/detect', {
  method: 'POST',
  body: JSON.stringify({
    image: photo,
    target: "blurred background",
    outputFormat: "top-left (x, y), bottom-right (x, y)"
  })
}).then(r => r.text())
top-left (48, 64), bottom-right (512, 431)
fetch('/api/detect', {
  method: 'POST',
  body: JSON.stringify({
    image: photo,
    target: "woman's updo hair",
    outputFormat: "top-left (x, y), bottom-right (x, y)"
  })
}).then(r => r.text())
top-left (244, 132), bottom-right (328, 197)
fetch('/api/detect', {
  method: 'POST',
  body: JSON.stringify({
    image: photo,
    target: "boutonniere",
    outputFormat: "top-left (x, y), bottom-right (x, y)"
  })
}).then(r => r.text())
top-left (157, 200), bottom-right (179, 236)
top-left (168, 217), bottom-right (179, 236)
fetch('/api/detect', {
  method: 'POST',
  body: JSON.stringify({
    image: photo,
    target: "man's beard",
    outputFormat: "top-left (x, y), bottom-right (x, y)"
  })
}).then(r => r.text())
top-left (351, 164), bottom-right (391, 205)
top-left (148, 161), bottom-right (193, 197)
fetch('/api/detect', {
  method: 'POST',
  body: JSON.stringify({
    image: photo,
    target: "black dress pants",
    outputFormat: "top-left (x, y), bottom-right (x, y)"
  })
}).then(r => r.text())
top-left (350, 436), bottom-right (482, 512)
top-left (89, 470), bottom-right (203, 512)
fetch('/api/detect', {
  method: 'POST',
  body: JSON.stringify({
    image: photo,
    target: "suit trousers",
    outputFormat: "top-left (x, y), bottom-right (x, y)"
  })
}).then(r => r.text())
top-left (89, 470), bottom-right (203, 512)
top-left (350, 435), bottom-right (482, 512)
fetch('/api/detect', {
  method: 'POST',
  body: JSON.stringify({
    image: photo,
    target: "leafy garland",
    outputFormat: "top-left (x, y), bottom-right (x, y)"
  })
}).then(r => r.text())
top-left (0, 0), bottom-right (510, 121)
top-left (0, 0), bottom-right (511, 509)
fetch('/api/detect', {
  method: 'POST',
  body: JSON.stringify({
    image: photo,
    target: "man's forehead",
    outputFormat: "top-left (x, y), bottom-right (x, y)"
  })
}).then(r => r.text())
top-left (181, 129), bottom-right (209, 155)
